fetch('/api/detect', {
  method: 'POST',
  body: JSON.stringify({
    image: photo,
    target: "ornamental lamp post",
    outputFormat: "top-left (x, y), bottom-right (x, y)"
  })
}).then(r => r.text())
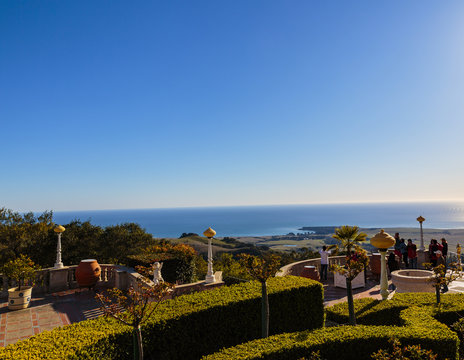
top-left (54, 225), bottom-right (66, 269)
top-left (370, 229), bottom-right (395, 300)
top-left (203, 227), bottom-right (216, 284)
top-left (417, 216), bottom-right (425, 251)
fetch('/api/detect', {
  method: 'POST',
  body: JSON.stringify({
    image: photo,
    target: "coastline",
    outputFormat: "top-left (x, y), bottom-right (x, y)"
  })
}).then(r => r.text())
top-left (234, 227), bottom-right (464, 252)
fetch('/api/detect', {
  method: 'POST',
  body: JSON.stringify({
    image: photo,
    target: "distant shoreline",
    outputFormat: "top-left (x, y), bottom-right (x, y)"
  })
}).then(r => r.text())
top-left (234, 227), bottom-right (464, 252)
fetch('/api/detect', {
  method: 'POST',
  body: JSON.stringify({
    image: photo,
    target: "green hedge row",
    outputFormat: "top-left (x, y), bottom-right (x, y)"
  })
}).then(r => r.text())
top-left (203, 293), bottom-right (463, 360)
top-left (326, 293), bottom-right (464, 326)
top-left (0, 276), bottom-right (324, 360)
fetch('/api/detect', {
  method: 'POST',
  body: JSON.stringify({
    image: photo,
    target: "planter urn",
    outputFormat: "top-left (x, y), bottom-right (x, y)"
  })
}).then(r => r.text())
top-left (75, 259), bottom-right (101, 287)
top-left (8, 286), bottom-right (33, 310)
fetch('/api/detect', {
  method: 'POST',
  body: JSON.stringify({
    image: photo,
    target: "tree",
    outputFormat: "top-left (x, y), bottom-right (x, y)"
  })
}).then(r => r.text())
top-left (1, 254), bottom-right (41, 291)
top-left (214, 253), bottom-right (252, 283)
top-left (128, 243), bottom-right (199, 283)
top-left (329, 225), bottom-right (369, 325)
top-left (424, 262), bottom-right (462, 304)
top-left (239, 253), bottom-right (281, 338)
top-left (0, 208), bottom-right (54, 266)
top-left (95, 265), bottom-right (172, 360)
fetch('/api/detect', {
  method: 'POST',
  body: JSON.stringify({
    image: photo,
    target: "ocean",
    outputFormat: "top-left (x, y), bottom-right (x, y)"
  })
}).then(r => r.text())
top-left (52, 202), bottom-right (464, 238)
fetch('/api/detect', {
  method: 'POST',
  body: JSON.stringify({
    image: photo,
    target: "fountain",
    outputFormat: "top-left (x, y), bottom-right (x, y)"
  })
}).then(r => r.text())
top-left (391, 269), bottom-right (434, 293)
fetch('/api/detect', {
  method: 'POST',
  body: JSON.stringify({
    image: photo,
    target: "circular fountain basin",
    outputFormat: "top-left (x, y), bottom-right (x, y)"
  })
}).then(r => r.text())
top-left (391, 269), bottom-right (434, 293)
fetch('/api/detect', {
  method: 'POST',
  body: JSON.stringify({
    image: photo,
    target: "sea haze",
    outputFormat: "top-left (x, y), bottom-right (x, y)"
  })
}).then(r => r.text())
top-left (51, 202), bottom-right (464, 238)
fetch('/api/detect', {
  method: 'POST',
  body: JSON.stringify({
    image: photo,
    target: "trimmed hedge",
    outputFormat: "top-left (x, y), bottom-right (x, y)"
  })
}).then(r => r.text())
top-left (0, 276), bottom-right (323, 360)
top-left (326, 293), bottom-right (464, 326)
top-left (202, 325), bottom-right (457, 360)
top-left (203, 293), bottom-right (463, 360)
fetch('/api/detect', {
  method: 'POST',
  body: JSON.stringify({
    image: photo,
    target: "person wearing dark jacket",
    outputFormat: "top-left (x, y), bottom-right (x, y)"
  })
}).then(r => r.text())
top-left (399, 238), bottom-right (408, 268)
top-left (407, 239), bottom-right (417, 269)
top-left (387, 252), bottom-right (399, 290)
top-left (441, 238), bottom-right (448, 261)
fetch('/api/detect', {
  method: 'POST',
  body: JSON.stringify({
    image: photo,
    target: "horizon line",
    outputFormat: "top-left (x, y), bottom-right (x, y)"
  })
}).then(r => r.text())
top-left (17, 199), bottom-right (464, 213)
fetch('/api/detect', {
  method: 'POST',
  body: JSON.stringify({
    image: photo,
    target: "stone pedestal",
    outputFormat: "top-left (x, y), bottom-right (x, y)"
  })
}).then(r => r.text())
top-left (334, 271), bottom-right (365, 289)
top-left (417, 250), bottom-right (428, 268)
top-left (49, 268), bottom-right (70, 292)
top-left (370, 253), bottom-right (381, 278)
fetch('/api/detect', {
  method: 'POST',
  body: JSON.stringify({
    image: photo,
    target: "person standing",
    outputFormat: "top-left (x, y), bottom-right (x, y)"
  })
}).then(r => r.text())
top-left (441, 238), bottom-right (448, 261)
top-left (429, 239), bottom-right (439, 267)
top-left (319, 246), bottom-right (331, 281)
top-left (399, 238), bottom-right (408, 268)
top-left (407, 239), bottom-right (417, 269)
top-left (394, 233), bottom-right (402, 258)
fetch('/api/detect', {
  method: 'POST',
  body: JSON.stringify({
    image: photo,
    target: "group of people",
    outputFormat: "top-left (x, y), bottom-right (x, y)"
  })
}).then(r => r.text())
top-left (428, 238), bottom-right (448, 266)
top-left (392, 233), bottom-right (419, 269)
top-left (390, 233), bottom-right (449, 270)
top-left (318, 233), bottom-right (451, 282)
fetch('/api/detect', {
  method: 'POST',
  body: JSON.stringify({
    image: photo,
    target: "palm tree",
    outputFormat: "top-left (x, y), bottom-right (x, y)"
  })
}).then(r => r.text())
top-left (329, 225), bottom-right (369, 325)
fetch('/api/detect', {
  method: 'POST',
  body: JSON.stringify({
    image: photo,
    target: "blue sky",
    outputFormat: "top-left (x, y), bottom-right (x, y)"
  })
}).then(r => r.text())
top-left (1, 1), bottom-right (464, 211)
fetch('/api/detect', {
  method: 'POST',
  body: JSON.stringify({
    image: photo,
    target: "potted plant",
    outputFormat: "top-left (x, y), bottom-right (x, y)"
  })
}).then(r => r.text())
top-left (1, 254), bottom-right (41, 310)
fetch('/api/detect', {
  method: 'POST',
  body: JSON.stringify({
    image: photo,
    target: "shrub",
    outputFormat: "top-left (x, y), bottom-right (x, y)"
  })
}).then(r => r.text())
top-left (451, 317), bottom-right (464, 359)
top-left (326, 293), bottom-right (464, 326)
top-left (203, 293), bottom-right (461, 360)
top-left (202, 324), bottom-right (457, 360)
top-left (1, 254), bottom-right (41, 290)
top-left (127, 243), bottom-right (198, 283)
top-left (371, 338), bottom-right (439, 360)
top-left (0, 276), bottom-right (323, 360)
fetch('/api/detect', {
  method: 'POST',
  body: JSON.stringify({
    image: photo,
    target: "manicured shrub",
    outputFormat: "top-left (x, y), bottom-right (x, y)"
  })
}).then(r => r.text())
top-left (371, 338), bottom-right (439, 360)
top-left (0, 276), bottom-right (323, 360)
top-left (202, 324), bottom-right (457, 360)
top-left (203, 293), bottom-right (462, 360)
top-left (326, 293), bottom-right (464, 326)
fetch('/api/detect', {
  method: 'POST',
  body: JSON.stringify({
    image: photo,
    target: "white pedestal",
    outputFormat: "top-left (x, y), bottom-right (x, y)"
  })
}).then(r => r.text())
top-left (334, 271), bottom-right (365, 289)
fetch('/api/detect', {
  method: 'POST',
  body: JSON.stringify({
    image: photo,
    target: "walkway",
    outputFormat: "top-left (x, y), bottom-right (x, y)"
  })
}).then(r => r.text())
top-left (323, 278), bottom-right (382, 307)
top-left (0, 289), bottom-right (102, 347)
top-left (0, 280), bottom-right (384, 348)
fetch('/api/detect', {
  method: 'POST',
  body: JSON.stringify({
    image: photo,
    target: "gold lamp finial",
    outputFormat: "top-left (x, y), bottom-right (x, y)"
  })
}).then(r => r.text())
top-left (370, 229), bottom-right (395, 250)
top-left (54, 225), bottom-right (66, 233)
top-left (203, 227), bottom-right (216, 238)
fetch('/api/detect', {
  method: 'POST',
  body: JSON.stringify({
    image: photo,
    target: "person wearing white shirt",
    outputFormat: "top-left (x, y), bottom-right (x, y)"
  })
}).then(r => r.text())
top-left (319, 246), bottom-right (331, 281)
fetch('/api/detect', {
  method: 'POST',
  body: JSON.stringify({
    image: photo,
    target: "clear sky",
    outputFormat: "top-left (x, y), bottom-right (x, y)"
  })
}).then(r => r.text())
top-left (1, 1), bottom-right (464, 212)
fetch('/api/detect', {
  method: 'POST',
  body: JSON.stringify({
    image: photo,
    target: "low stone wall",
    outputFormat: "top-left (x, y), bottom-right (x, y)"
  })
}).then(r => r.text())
top-left (1, 264), bottom-right (224, 299)
top-left (276, 250), bottom-right (430, 279)
top-left (276, 256), bottom-right (347, 278)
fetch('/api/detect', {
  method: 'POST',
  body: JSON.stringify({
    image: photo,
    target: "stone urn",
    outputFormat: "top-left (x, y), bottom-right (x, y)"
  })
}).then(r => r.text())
top-left (8, 286), bottom-right (33, 310)
top-left (75, 259), bottom-right (101, 287)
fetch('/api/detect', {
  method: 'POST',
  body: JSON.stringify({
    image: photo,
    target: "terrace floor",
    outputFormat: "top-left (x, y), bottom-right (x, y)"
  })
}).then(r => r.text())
top-left (0, 279), bottom-right (384, 347)
top-left (0, 288), bottom-right (102, 347)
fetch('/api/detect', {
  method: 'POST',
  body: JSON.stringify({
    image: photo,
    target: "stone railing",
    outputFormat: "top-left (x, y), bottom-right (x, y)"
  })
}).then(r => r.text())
top-left (276, 249), bottom-right (431, 279)
top-left (276, 255), bottom-right (347, 278)
top-left (1, 264), bottom-right (224, 299)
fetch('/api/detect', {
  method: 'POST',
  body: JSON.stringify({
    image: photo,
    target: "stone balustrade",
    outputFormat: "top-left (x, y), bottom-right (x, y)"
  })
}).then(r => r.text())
top-left (1, 264), bottom-right (119, 299)
top-left (1, 264), bottom-right (224, 299)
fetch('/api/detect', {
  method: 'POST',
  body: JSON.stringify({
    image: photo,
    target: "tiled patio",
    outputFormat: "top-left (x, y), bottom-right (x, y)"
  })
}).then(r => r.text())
top-left (0, 288), bottom-right (102, 347)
